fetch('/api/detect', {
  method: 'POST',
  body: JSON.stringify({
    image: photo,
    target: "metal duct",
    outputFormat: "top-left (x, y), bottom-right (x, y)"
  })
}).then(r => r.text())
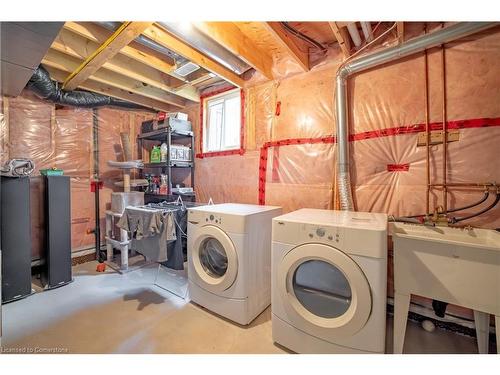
top-left (158, 22), bottom-right (251, 75)
top-left (99, 21), bottom-right (251, 75)
top-left (335, 22), bottom-right (497, 211)
top-left (97, 22), bottom-right (187, 64)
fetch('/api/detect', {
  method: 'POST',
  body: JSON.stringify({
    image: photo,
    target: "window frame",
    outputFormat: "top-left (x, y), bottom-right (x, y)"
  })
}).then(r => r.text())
top-left (197, 87), bottom-right (245, 158)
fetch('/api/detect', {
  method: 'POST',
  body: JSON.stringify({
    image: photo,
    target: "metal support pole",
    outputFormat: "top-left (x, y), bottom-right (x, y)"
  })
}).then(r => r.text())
top-left (92, 108), bottom-right (101, 262)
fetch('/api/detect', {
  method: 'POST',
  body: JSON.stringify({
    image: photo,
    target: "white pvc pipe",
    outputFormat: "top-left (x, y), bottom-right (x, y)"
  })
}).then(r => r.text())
top-left (347, 22), bottom-right (362, 47)
top-left (360, 22), bottom-right (374, 42)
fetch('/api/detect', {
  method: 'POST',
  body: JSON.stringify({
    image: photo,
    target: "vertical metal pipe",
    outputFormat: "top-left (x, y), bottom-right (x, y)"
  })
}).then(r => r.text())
top-left (92, 109), bottom-right (101, 262)
top-left (166, 128), bottom-right (172, 194)
top-left (335, 71), bottom-right (354, 210)
top-left (191, 133), bottom-right (195, 191)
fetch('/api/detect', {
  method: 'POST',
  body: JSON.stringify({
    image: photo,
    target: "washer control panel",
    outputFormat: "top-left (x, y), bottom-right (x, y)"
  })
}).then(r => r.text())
top-left (205, 214), bottom-right (223, 224)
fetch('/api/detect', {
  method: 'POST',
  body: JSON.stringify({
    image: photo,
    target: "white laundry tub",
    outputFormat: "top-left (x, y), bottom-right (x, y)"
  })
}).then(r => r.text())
top-left (391, 223), bottom-right (500, 354)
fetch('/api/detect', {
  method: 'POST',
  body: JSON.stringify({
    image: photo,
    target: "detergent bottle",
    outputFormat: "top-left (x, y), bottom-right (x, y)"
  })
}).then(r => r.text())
top-left (160, 142), bottom-right (168, 162)
top-left (150, 145), bottom-right (161, 163)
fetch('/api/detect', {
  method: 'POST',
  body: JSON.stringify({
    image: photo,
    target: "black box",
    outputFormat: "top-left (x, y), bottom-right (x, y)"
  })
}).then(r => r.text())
top-left (141, 117), bottom-right (192, 134)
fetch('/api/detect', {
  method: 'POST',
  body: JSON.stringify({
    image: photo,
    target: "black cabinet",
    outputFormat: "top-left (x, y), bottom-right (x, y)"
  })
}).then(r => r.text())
top-left (1, 177), bottom-right (32, 303)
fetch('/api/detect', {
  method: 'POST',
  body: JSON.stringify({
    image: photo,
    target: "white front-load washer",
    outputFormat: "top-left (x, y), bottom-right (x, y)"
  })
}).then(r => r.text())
top-left (271, 209), bottom-right (388, 353)
top-left (188, 203), bottom-right (282, 325)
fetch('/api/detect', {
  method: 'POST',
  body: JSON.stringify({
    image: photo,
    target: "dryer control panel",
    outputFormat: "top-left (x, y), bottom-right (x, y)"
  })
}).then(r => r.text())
top-left (273, 220), bottom-right (344, 247)
top-left (301, 223), bottom-right (343, 246)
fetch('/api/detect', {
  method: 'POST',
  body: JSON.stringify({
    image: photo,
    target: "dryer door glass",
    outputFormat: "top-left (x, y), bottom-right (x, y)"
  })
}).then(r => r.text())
top-left (199, 237), bottom-right (228, 278)
top-left (292, 260), bottom-right (352, 319)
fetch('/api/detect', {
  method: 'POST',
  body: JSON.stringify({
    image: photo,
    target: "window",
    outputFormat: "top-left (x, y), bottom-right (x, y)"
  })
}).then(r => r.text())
top-left (203, 89), bottom-right (242, 153)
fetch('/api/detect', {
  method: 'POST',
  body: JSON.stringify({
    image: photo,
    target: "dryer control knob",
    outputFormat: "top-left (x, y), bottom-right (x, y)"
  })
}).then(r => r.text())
top-left (316, 228), bottom-right (326, 237)
top-left (209, 215), bottom-right (214, 221)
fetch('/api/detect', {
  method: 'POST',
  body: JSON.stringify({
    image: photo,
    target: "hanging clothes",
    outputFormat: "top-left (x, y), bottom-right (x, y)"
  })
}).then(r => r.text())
top-left (162, 207), bottom-right (188, 270)
top-left (117, 207), bottom-right (176, 262)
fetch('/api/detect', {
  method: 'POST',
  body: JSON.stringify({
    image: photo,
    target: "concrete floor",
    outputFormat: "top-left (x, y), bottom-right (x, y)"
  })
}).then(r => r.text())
top-left (1, 261), bottom-right (483, 354)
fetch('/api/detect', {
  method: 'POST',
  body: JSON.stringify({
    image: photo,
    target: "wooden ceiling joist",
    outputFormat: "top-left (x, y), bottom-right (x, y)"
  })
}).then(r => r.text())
top-left (195, 22), bottom-right (274, 80)
top-left (193, 76), bottom-right (224, 90)
top-left (42, 49), bottom-right (186, 108)
top-left (185, 69), bottom-right (212, 83)
top-left (63, 22), bottom-right (178, 78)
top-left (397, 22), bottom-right (405, 44)
top-left (328, 22), bottom-right (351, 58)
top-left (142, 24), bottom-right (245, 88)
top-left (263, 22), bottom-right (309, 72)
top-left (44, 66), bottom-right (175, 112)
top-left (50, 29), bottom-right (199, 102)
top-left (62, 22), bottom-right (154, 90)
top-left (174, 73), bottom-right (218, 94)
top-left (171, 85), bottom-right (201, 103)
top-left (188, 73), bottom-right (215, 86)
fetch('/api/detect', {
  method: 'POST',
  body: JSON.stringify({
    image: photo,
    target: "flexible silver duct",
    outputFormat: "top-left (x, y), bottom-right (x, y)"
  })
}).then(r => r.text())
top-left (335, 22), bottom-right (497, 211)
top-left (27, 66), bottom-right (145, 109)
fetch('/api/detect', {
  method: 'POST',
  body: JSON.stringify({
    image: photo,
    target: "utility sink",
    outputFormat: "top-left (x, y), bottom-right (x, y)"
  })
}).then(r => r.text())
top-left (392, 223), bottom-right (500, 250)
top-left (391, 222), bottom-right (500, 354)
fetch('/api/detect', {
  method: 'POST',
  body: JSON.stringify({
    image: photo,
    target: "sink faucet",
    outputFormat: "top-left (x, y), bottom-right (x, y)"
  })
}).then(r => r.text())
top-left (426, 205), bottom-right (449, 227)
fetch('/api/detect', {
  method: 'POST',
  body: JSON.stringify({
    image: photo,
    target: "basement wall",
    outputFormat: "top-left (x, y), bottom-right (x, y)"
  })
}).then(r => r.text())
top-left (187, 25), bottom-right (500, 322)
top-left (0, 90), bottom-right (154, 257)
top-left (189, 25), bottom-right (500, 228)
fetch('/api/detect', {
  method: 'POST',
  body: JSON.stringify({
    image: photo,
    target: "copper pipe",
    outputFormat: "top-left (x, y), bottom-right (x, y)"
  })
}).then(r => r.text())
top-left (424, 24), bottom-right (431, 215)
top-left (441, 23), bottom-right (448, 214)
top-left (334, 22), bottom-right (496, 211)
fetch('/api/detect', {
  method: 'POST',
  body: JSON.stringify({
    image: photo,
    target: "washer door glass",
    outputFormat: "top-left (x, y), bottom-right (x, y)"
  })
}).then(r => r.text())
top-left (292, 260), bottom-right (352, 319)
top-left (199, 237), bottom-right (228, 278)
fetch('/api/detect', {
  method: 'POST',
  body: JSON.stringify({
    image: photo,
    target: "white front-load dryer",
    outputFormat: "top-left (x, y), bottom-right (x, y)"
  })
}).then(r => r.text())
top-left (188, 203), bottom-right (282, 325)
top-left (271, 209), bottom-right (388, 353)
